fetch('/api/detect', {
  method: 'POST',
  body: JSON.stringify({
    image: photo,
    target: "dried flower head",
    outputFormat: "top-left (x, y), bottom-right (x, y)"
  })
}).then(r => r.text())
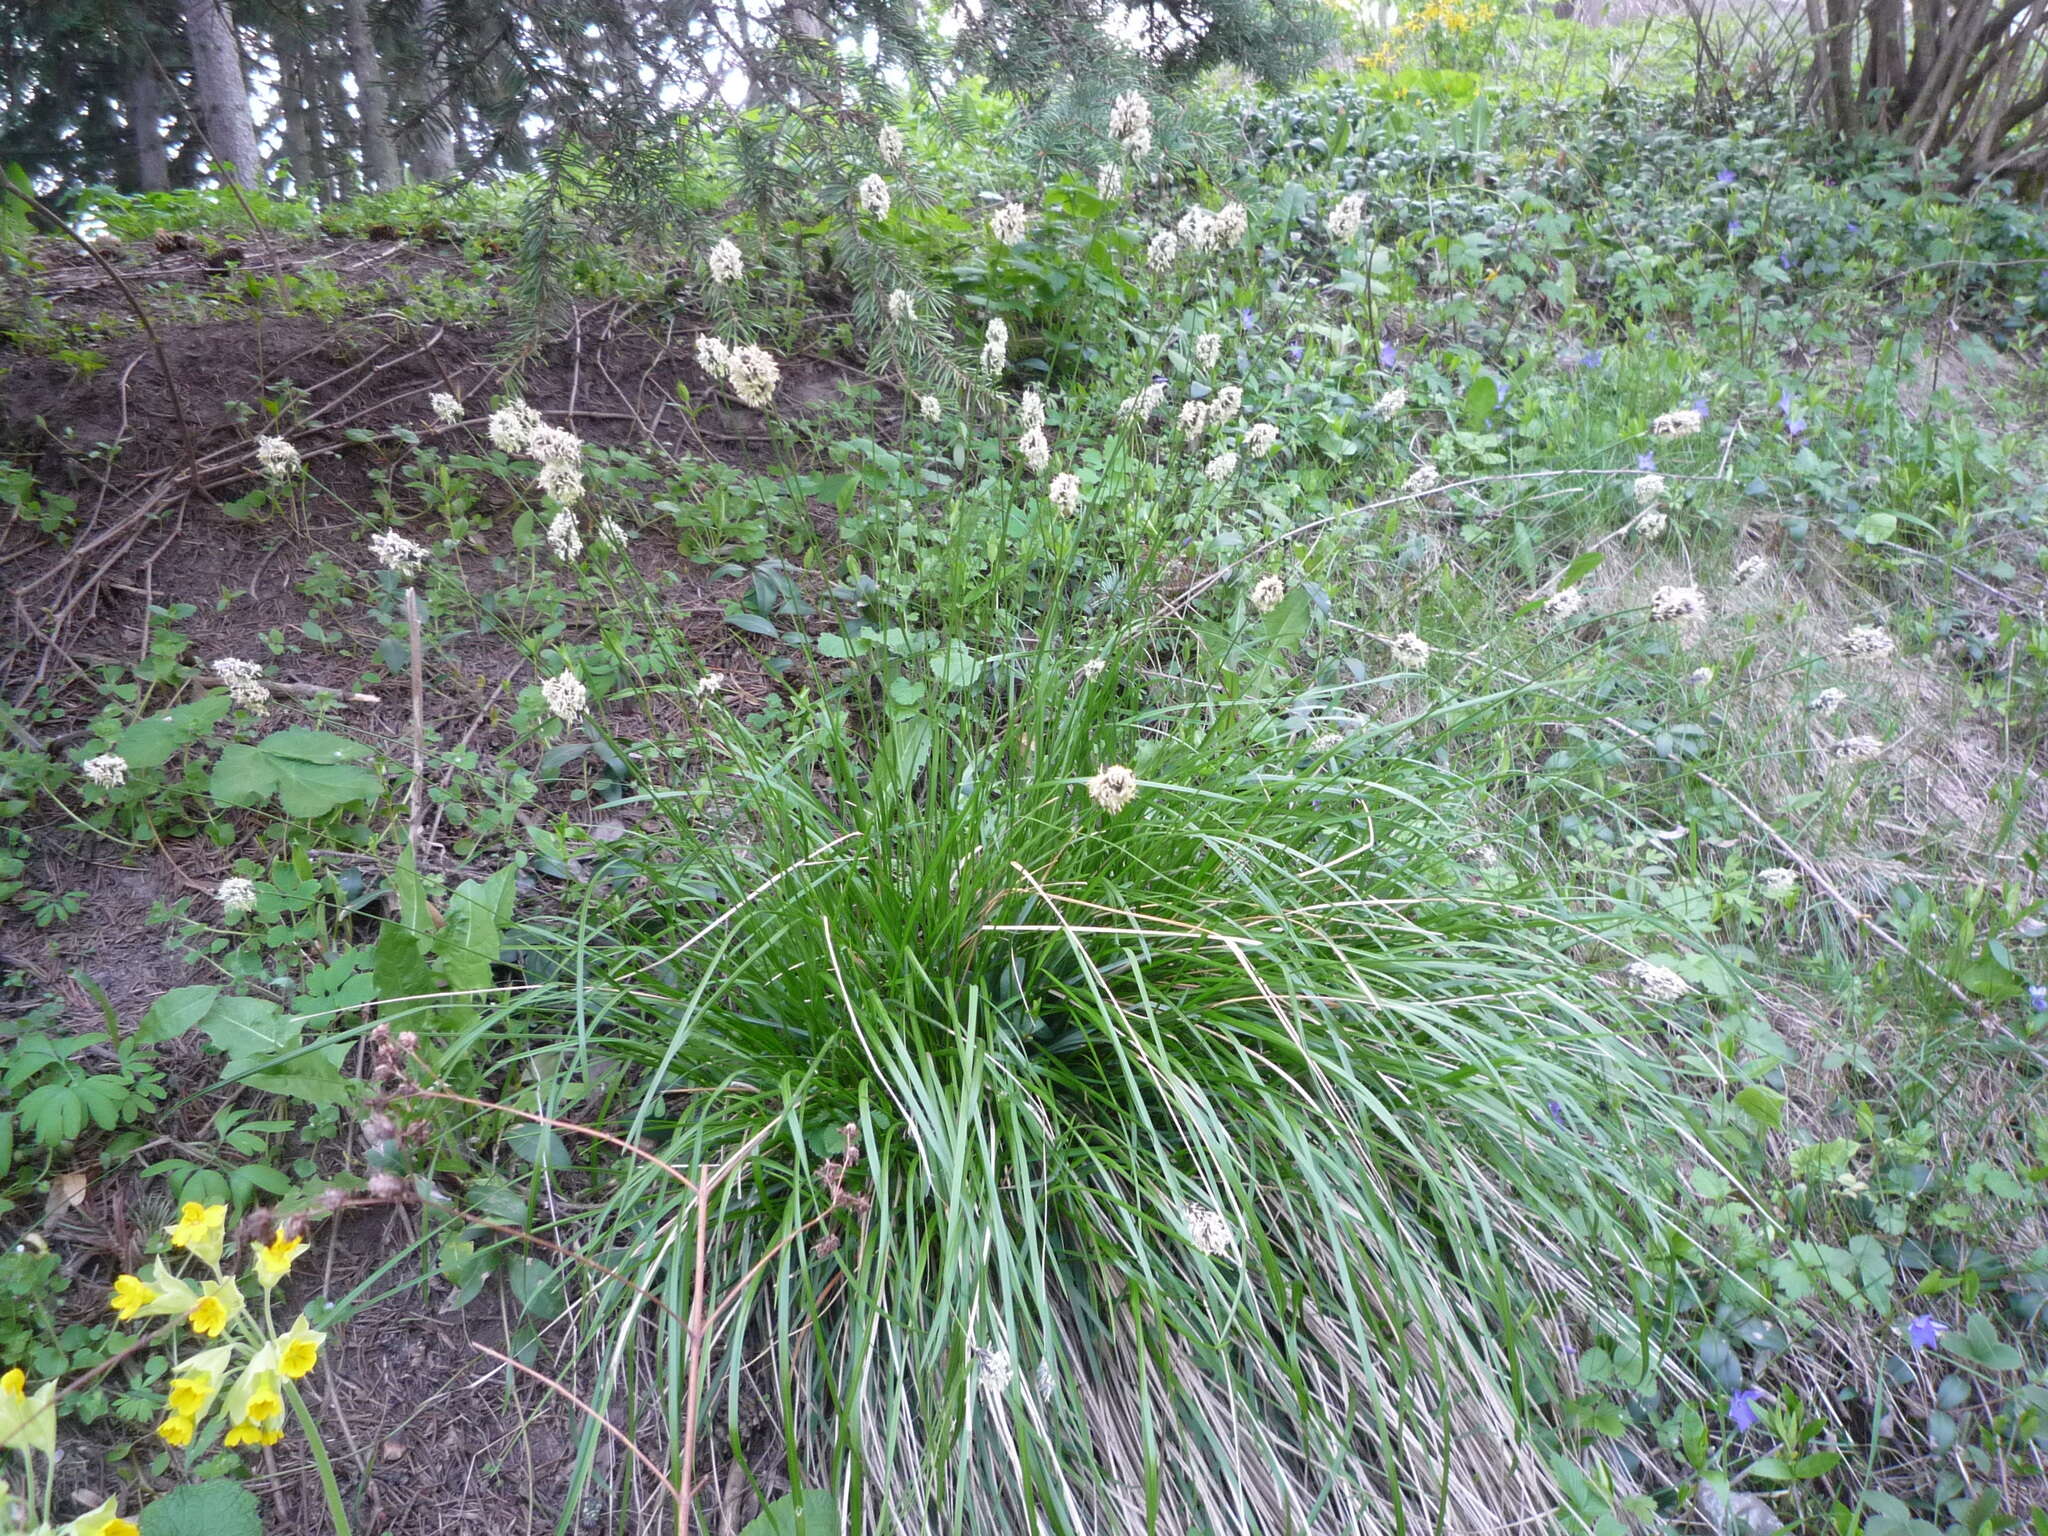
top-left (545, 510), bottom-right (584, 561)
top-left (1652, 408), bottom-right (1705, 437)
top-left (1622, 959), bottom-right (1692, 1002)
top-left (1049, 472), bottom-right (1081, 516)
top-left (980, 319), bottom-right (1008, 377)
top-left (1249, 573), bottom-right (1287, 613)
top-left (429, 392), bottom-right (462, 424)
top-left (1096, 162), bottom-right (1124, 200)
top-left (1806, 687), bottom-right (1849, 716)
top-left (83, 753), bottom-right (128, 788)
top-left (1327, 191), bottom-right (1366, 242)
top-left (1245, 422), bottom-right (1280, 458)
top-left (857, 173), bottom-right (891, 219)
top-left (1648, 585), bottom-right (1705, 622)
top-left (886, 288), bottom-right (915, 322)
top-left (541, 670), bottom-right (587, 724)
top-left (1403, 462), bottom-right (1442, 496)
top-left (728, 345), bottom-right (781, 409)
top-left (1145, 227), bottom-right (1181, 273)
top-left (1828, 733), bottom-right (1885, 764)
top-left (1755, 866), bottom-right (1799, 901)
top-left (487, 400), bottom-right (544, 454)
top-left (537, 460), bottom-right (585, 507)
top-left (918, 393), bottom-right (943, 423)
top-left (1078, 656), bottom-right (1108, 681)
top-left (1838, 625), bottom-right (1895, 662)
top-left (254, 435), bottom-right (302, 480)
top-left (1632, 509), bottom-right (1668, 540)
top-left (1017, 387), bottom-right (1046, 432)
top-left (369, 529), bottom-right (428, 577)
top-left (1731, 554), bottom-right (1771, 586)
top-left (1194, 331), bottom-right (1222, 370)
top-left (217, 877), bottom-right (258, 915)
top-left (1388, 631), bottom-right (1431, 668)
top-left (1540, 587), bottom-right (1586, 620)
top-left (707, 238), bottom-right (744, 285)
top-left (1203, 449), bottom-right (1238, 482)
top-left (975, 1343), bottom-right (1014, 1397)
top-left (1633, 472), bottom-right (1667, 507)
top-left (1182, 1201), bottom-right (1238, 1259)
top-left (1177, 398), bottom-right (1209, 436)
top-left (990, 202), bottom-right (1029, 245)
top-left (694, 335), bottom-right (732, 379)
top-left (878, 124), bottom-right (905, 165)
top-left (1087, 764), bottom-right (1140, 814)
top-left (212, 657), bottom-right (271, 713)
top-left (1373, 386), bottom-right (1408, 418)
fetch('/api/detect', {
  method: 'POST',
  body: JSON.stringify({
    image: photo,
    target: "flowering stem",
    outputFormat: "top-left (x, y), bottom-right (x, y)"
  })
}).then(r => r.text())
top-left (284, 1379), bottom-right (352, 1536)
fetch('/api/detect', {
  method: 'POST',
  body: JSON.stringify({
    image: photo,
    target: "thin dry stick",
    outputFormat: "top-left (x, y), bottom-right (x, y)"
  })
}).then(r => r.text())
top-left (404, 586), bottom-right (428, 846)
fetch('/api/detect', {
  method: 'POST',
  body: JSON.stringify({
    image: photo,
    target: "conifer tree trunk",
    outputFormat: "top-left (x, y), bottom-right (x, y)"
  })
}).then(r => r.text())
top-left (343, 0), bottom-right (403, 188)
top-left (409, 0), bottom-right (457, 179)
top-left (178, 0), bottom-right (262, 187)
top-left (127, 63), bottom-right (170, 191)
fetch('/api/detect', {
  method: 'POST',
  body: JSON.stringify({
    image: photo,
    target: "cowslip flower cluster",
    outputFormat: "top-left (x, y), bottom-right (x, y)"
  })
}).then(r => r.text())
top-left (1177, 205), bottom-right (1221, 254)
top-left (212, 657), bottom-right (271, 714)
top-left (857, 173), bottom-right (891, 219)
top-left (546, 510), bottom-right (584, 561)
top-left (1210, 384), bottom-right (1242, 424)
top-left (728, 345), bottom-right (782, 409)
top-left (1087, 764), bottom-right (1139, 814)
top-left (1388, 632), bottom-right (1431, 668)
top-left (990, 202), bottom-right (1029, 245)
top-left (4, 1369), bottom-right (151, 1534)
top-left (254, 435), bottom-right (302, 480)
top-left (708, 237), bottom-right (744, 284)
top-left (82, 752), bottom-right (128, 788)
top-left (878, 124), bottom-right (905, 165)
top-left (1178, 399), bottom-right (1209, 436)
top-left (1017, 388), bottom-right (1046, 432)
top-left (1652, 408), bottom-right (1704, 437)
top-left (369, 528), bottom-right (428, 578)
top-left (1214, 202), bottom-right (1249, 245)
top-left (1633, 472), bottom-right (1667, 507)
top-left (104, 1202), bottom-right (327, 1454)
top-left (1016, 427), bottom-right (1051, 475)
top-left (1146, 229), bottom-right (1180, 273)
top-left (1203, 449), bottom-right (1238, 482)
top-left (1194, 332), bottom-right (1222, 369)
top-left (1120, 380), bottom-right (1168, 419)
top-left (918, 393), bottom-right (943, 423)
top-left (695, 334), bottom-right (732, 377)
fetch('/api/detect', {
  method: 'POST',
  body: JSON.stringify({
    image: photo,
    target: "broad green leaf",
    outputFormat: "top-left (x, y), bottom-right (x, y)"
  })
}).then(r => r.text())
top-left (374, 923), bottom-right (436, 1023)
top-left (208, 744), bottom-right (277, 808)
top-left (269, 757), bottom-right (381, 818)
top-left (439, 866), bottom-right (516, 995)
top-left (1460, 373), bottom-right (1498, 431)
top-left (198, 996), bottom-right (297, 1060)
top-left (250, 727), bottom-right (373, 764)
top-left (740, 1493), bottom-right (839, 1536)
top-left (140, 1479), bottom-right (262, 1536)
top-left (239, 1044), bottom-right (351, 1106)
top-left (1556, 550), bottom-right (1605, 589)
top-left (115, 694), bottom-right (233, 770)
top-left (1733, 1085), bottom-right (1785, 1131)
top-left (930, 640), bottom-right (981, 690)
top-left (136, 985), bottom-right (221, 1046)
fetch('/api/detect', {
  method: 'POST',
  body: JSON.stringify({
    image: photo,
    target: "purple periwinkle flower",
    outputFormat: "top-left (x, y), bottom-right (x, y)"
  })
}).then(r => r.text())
top-left (1907, 1314), bottom-right (1949, 1351)
top-left (1847, 221), bottom-right (1862, 233)
top-left (1787, 416), bottom-right (1807, 437)
top-left (1728, 1387), bottom-right (1769, 1431)
top-left (1546, 1099), bottom-right (1568, 1128)
top-left (1238, 307), bottom-right (1259, 330)
top-left (1380, 341), bottom-right (1399, 368)
top-left (1716, 169), bottom-right (1737, 185)
top-left (2028, 983), bottom-right (2047, 1011)
top-left (1636, 451), bottom-right (1658, 472)
top-left (1727, 220), bottom-right (1742, 238)
top-left (1692, 395), bottom-right (1709, 420)
top-left (1286, 344), bottom-right (1305, 364)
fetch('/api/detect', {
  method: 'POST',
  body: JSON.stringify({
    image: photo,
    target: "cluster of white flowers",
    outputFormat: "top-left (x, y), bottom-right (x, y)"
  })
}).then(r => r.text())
top-left (1078, 656), bottom-right (1108, 682)
top-left (1541, 587), bottom-right (1586, 620)
top-left (1182, 1201), bottom-right (1238, 1259)
top-left (1311, 731), bottom-right (1345, 752)
top-left (1633, 472), bottom-right (1667, 507)
top-left (878, 124), bottom-right (905, 166)
top-left (1249, 573), bottom-right (1287, 613)
top-left (1194, 332), bottom-right (1222, 370)
top-left (1806, 687), bottom-right (1848, 716)
top-left (1087, 763), bottom-right (1140, 814)
top-left (886, 288), bottom-right (915, 322)
top-left (537, 460), bottom-right (584, 505)
top-left (1632, 509), bottom-right (1668, 540)
top-left (1829, 733), bottom-right (1886, 764)
top-left (1017, 388), bottom-right (1046, 432)
top-left (990, 201), bottom-right (1030, 245)
top-left (1203, 449), bottom-right (1238, 482)
top-left (1214, 201), bottom-right (1248, 245)
top-left (1838, 625), bottom-right (1895, 662)
top-left (728, 345), bottom-right (781, 409)
top-left (527, 423), bottom-right (583, 465)
top-left (254, 435), bottom-right (302, 480)
top-left (695, 335), bottom-right (732, 378)
top-left (1176, 205), bottom-right (1222, 254)
top-left (541, 670), bottom-right (587, 724)
top-left (981, 319), bottom-right (1008, 377)
top-left (1373, 386), bottom-right (1407, 418)
top-left (1403, 462), bottom-right (1442, 495)
top-left (1622, 959), bottom-right (1693, 1002)
top-left (213, 657), bottom-right (271, 713)
top-left (1119, 380), bottom-right (1169, 419)
top-left (1388, 632), bottom-right (1431, 668)
top-left (1016, 426), bottom-right (1051, 475)
top-left (976, 1343), bottom-right (1014, 1398)
top-left (1685, 665), bottom-right (1715, 687)
top-left (1731, 554), bottom-right (1771, 586)
top-left (1177, 399), bottom-right (1209, 437)
top-left (1211, 384), bottom-right (1243, 424)
top-left (429, 392), bottom-right (462, 424)
top-left (1109, 91), bottom-right (1152, 156)
top-left (918, 393), bottom-right (943, 423)
top-left (217, 876), bottom-right (259, 915)
top-left (857, 173), bottom-right (891, 219)
top-left (1049, 472), bottom-right (1082, 516)
top-left (1146, 228), bottom-right (1179, 273)
top-left (546, 510), bottom-right (584, 561)
top-left (1755, 866), bottom-right (1800, 901)
top-left (369, 528), bottom-right (428, 578)
top-left (593, 515), bottom-right (630, 549)
top-left (693, 672), bottom-right (726, 700)
top-left (1652, 408), bottom-right (1705, 437)
top-left (707, 238), bottom-right (744, 285)
top-left (1096, 162), bottom-right (1124, 200)
top-left (1327, 191), bottom-right (1367, 242)
top-left (1245, 422), bottom-right (1280, 458)
top-left (1648, 585), bottom-right (1705, 622)
top-left (488, 399), bottom-right (544, 454)
top-left (82, 753), bottom-right (128, 788)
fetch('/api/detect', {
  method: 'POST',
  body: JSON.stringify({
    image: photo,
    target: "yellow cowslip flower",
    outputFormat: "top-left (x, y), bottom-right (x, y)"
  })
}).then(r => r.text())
top-left (222, 1348), bottom-right (288, 1450)
top-left (155, 1413), bottom-right (195, 1448)
top-left (0, 1366), bottom-right (56, 1456)
top-left (164, 1344), bottom-right (232, 1423)
top-left (185, 1281), bottom-right (239, 1339)
top-left (277, 1314), bottom-right (326, 1380)
top-left (70, 1499), bottom-right (140, 1536)
top-left (165, 1201), bottom-right (227, 1268)
top-left (251, 1229), bottom-right (306, 1290)
top-left (223, 1418), bottom-right (284, 1448)
top-left (109, 1273), bottom-right (159, 1321)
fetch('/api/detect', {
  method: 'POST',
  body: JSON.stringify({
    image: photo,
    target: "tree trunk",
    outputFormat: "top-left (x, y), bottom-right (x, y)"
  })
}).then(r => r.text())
top-left (179, 0), bottom-right (262, 187)
top-left (408, 0), bottom-right (457, 179)
top-left (128, 62), bottom-right (170, 191)
top-left (343, 0), bottom-right (404, 189)
top-left (321, 50), bottom-right (363, 197)
top-left (280, 50), bottom-right (315, 198)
